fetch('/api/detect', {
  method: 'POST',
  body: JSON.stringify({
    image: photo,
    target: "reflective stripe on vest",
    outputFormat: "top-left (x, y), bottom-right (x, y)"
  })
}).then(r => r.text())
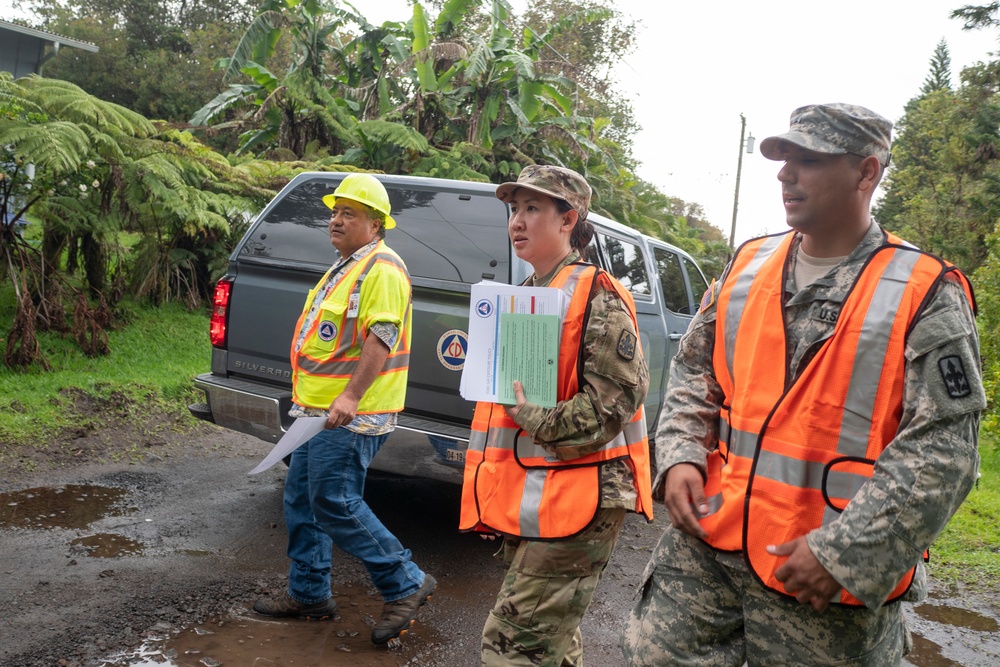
top-left (290, 242), bottom-right (411, 413)
top-left (704, 231), bottom-right (970, 607)
top-left (459, 263), bottom-right (653, 539)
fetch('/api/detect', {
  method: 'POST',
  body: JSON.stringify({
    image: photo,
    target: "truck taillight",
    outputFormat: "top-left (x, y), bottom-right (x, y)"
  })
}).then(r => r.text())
top-left (210, 278), bottom-right (233, 348)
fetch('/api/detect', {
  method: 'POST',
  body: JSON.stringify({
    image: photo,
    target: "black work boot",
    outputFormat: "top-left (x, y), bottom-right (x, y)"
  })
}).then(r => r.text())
top-left (252, 591), bottom-right (337, 620)
top-left (371, 574), bottom-right (437, 644)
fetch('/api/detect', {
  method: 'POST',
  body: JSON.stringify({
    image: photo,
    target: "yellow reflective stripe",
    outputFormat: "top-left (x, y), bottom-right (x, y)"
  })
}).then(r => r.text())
top-left (383, 353), bottom-right (409, 370)
top-left (296, 352), bottom-right (410, 375)
top-left (368, 252), bottom-right (407, 274)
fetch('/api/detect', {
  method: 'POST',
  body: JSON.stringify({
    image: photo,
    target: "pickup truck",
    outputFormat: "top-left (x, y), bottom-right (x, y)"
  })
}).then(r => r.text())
top-left (189, 172), bottom-right (710, 481)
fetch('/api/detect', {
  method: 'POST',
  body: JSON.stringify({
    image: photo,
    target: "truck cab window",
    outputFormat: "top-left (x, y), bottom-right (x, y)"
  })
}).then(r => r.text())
top-left (240, 180), bottom-right (510, 283)
top-left (653, 247), bottom-right (690, 314)
top-left (387, 190), bottom-right (510, 283)
top-left (682, 255), bottom-right (709, 304)
top-left (598, 234), bottom-right (651, 296)
top-left (241, 181), bottom-right (337, 265)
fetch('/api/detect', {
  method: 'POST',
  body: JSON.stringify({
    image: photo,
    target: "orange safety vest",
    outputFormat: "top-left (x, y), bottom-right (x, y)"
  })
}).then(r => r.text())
top-left (290, 241), bottom-right (412, 413)
top-left (704, 230), bottom-right (974, 606)
top-left (460, 262), bottom-right (654, 540)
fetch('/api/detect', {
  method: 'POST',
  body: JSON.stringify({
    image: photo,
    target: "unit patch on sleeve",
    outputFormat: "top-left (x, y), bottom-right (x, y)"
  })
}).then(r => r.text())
top-left (617, 330), bottom-right (637, 361)
top-left (698, 280), bottom-right (716, 314)
top-left (938, 355), bottom-right (972, 398)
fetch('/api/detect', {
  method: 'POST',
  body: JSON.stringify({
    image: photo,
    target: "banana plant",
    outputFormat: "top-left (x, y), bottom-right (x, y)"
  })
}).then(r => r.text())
top-left (190, 0), bottom-right (364, 155)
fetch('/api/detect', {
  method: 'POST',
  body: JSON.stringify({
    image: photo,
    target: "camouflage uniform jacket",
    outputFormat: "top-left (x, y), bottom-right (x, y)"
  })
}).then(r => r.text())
top-left (655, 222), bottom-right (985, 609)
top-left (513, 251), bottom-right (650, 510)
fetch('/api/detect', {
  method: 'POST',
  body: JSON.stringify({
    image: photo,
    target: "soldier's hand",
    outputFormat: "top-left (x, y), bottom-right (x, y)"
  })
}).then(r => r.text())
top-left (663, 463), bottom-right (708, 539)
top-left (503, 380), bottom-right (528, 420)
top-left (769, 537), bottom-right (842, 612)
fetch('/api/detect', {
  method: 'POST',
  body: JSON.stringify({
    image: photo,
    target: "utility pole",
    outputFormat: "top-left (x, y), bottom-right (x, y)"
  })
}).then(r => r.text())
top-left (729, 114), bottom-right (754, 249)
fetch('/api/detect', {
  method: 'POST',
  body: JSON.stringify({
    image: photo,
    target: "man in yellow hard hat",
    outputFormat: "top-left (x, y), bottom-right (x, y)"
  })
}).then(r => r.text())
top-left (253, 173), bottom-right (436, 645)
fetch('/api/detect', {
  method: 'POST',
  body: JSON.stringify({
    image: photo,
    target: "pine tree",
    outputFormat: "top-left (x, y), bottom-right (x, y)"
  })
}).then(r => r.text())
top-left (921, 38), bottom-right (953, 95)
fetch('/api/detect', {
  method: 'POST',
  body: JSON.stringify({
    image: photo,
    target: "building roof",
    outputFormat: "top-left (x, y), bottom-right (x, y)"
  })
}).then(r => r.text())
top-left (0, 19), bottom-right (99, 53)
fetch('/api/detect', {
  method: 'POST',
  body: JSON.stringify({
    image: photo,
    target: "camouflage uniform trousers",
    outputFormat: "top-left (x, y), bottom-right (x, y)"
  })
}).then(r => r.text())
top-left (622, 526), bottom-right (911, 666)
top-left (482, 507), bottom-right (626, 667)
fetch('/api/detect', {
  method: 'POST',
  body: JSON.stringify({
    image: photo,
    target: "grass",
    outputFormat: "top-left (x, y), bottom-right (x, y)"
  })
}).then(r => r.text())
top-left (0, 292), bottom-right (211, 445)
top-left (928, 434), bottom-right (1000, 586)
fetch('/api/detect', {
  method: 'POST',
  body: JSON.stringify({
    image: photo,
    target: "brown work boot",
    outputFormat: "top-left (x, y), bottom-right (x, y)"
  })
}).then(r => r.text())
top-left (371, 574), bottom-right (437, 644)
top-left (252, 591), bottom-right (337, 620)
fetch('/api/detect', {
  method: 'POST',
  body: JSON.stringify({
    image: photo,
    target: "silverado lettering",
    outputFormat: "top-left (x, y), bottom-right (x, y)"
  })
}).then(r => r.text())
top-left (235, 360), bottom-right (291, 378)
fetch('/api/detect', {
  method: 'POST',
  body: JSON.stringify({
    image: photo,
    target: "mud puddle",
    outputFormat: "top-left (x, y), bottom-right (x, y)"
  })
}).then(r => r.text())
top-left (0, 483), bottom-right (131, 529)
top-left (904, 601), bottom-right (1000, 667)
top-left (71, 532), bottom-right (145, 557)
top-left (99, 615), bottom-right (416, 667)
top-left (98, 586), bottom-right (445, 667)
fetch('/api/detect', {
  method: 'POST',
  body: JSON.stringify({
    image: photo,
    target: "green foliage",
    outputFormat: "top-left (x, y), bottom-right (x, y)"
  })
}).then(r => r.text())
top-left (0, 290), bottom-right (211, 446)
top-left (184, 0), bottom-right (728, 272)
top-left (973, 236), bottom-right (1000, 417)
top-left (26, 0), bottom-right (256, 123)
top-left (874, 86), bottom-right (1000, 275)
top-left (10, 0), bottom-right (729, 337)
top-left (921, 39), bottom-right (953, 96)
top-left (0, 73), bottom-right (288, 368)
top-left (951, 2), bottom-right (1000, 30)
top-left (875, 90), bottom-right (988, 273)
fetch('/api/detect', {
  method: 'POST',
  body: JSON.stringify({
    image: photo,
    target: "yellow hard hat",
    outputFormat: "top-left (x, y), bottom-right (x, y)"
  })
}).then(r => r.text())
top-left (322, 173), bottom-right (397, 229)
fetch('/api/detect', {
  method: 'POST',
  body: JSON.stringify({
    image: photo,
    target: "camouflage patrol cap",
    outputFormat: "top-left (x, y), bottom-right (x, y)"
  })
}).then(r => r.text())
top-left (496, 165), bottom-right (592, 220)
top-left (760, 103), bottom-right (893, 166)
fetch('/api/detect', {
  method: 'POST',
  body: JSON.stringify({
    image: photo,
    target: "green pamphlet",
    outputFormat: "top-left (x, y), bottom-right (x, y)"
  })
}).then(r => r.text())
top-left (497, 312), bottom-right (559, 408)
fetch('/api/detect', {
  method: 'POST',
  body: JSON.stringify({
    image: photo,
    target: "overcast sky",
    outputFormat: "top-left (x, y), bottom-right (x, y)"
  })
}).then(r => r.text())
top-left (8, 0), bottom-right (998, 248)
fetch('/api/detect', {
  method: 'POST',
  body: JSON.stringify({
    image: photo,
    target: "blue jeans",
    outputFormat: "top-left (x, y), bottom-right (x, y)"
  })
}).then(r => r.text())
top-left (283, 427), bottom-right (425, 604)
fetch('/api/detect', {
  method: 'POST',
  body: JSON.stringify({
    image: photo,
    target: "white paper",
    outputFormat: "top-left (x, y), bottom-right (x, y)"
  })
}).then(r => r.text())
top-left (247, 416), bottom-right (327, 475)
top-left (460, 281), bottom-right (565, 403)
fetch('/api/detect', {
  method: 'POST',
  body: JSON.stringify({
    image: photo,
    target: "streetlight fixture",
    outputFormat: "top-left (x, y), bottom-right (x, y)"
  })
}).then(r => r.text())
top-left (729, 114), bottom-right (755, 249)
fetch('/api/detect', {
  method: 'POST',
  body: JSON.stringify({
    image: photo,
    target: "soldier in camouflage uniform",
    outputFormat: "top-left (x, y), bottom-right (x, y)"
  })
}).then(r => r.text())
top-left (622, 104), bottom-right (985, 666)
top-left (462, 165), bottom-right (652, 666)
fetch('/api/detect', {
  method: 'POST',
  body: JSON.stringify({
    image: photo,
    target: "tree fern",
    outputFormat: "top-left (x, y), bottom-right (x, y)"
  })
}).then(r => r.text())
top-left (357, 119), bottom-right (430, 153)
top-left (0, 120), bottom-right (91, 173)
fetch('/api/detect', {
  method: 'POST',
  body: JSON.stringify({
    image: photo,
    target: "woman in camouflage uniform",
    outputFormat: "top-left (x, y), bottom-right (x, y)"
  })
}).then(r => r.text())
top-left (460, 165), bottom-right (653, 666)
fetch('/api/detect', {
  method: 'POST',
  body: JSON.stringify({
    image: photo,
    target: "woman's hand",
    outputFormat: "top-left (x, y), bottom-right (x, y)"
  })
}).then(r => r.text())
top-left (503, 380), bottom-right (528, 420)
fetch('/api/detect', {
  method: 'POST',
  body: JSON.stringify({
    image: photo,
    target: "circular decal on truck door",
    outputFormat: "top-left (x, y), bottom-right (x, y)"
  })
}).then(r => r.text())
top-left (437, 329), bottom-right (468, 371)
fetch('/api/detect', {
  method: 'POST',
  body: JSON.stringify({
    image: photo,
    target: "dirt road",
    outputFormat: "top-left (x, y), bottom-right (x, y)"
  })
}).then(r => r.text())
top-left (1, 422), bottom-right (998, 666)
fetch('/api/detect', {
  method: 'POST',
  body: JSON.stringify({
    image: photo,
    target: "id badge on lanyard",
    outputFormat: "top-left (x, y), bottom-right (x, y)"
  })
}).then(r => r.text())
top-left (347, 292), bottom-right (360, 318)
